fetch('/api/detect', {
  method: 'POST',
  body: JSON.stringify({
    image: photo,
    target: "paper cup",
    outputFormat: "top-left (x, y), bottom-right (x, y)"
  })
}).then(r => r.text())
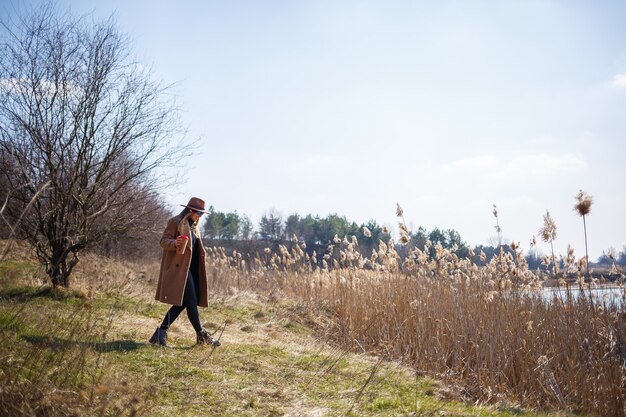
top-left (177, 235), bottom-right (189, 254)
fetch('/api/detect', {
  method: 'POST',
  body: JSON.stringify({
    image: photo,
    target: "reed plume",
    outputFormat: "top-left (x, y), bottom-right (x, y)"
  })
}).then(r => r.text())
top-left (492, 204), bottom-right (502, 247)
top-left (574, 189), bottom-right (593, 279)
top-left (539, 210), bottom-right (558, 278)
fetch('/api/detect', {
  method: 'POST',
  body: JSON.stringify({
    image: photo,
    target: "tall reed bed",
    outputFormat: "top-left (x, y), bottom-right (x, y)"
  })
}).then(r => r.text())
top-left (204, 239), bottom-right (626, 416)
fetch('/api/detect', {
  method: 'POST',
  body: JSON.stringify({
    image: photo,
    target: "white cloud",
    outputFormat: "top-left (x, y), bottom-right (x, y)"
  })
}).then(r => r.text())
top-left (0, 77), bottom-right (82, 96)
top-left (498, 154), bottom-right (587, 181)
top-left (440, 153), bottom-right (587, 182)
top-left (612, 73), bottom-right (626, 88)
top-left (442, 155), bottom-right (499, 171)
top-left (412, 194), bottom-right (441, 205)
top-left (289, 153), bottom-right (349, 171)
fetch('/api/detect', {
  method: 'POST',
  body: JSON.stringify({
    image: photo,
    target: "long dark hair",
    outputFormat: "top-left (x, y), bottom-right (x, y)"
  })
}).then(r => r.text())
top-left (178, 207), bottom-right (200, 236)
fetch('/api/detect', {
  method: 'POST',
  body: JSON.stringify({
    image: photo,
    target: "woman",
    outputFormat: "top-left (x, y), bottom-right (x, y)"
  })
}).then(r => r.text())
top-left (149, 197), bottom-right (220, 347)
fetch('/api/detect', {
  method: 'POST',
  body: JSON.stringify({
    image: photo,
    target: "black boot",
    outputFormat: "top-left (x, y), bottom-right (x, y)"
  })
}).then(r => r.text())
top-left (196, 328), bottom-right (221, 347)
top-left (149, 327), bottom-right (167, 347)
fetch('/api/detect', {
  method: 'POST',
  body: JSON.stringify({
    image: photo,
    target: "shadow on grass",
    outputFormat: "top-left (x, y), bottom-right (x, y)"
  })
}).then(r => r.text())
top-left (0, 286), bottom-right (86, 302)
top-left (22, 334), bottom-right (200, 352)
top-left (22, 335), bottom-right (146, 353)
top-left (94, 340), bottom-right (146, 352)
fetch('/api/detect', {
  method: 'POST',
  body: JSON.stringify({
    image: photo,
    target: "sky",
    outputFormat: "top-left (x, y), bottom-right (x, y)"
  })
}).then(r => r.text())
top-left (2, 0), bottom-right (626, 260)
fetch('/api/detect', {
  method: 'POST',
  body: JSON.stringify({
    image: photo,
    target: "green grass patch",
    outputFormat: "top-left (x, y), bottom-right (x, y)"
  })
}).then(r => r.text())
top-left (0, 284), bottom-right (584, 417)
top-left (0, 285), bottom-right (88, 304)
top-left (0, 259), bottom-right (39, 275)
top-left (0, 309), bottom-right (25, 332)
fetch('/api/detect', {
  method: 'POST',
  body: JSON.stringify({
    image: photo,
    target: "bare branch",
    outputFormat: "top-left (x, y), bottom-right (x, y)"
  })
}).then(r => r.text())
top-left (0, 5), bottom-right (187, 286)
top-left (0, 180), bottom-right (51, 262)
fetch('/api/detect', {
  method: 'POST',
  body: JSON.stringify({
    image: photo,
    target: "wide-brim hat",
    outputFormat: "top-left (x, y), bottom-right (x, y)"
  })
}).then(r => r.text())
top-left (181, 197), bottom-right (209, 213)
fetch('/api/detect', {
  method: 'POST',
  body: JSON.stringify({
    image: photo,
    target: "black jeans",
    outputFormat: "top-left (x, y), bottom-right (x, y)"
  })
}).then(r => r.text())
top-left (159, 271), bottom-right (202, 333)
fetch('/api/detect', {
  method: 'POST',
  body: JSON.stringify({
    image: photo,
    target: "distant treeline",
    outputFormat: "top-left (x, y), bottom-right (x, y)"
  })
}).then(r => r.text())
top-left (202, 207), bottom-right (467, 258)
top-left (200, 207), bottom-right (626, 270)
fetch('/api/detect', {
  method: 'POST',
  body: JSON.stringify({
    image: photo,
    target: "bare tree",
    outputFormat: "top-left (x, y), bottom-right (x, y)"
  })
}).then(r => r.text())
top-left (91, 190), bottom-right (173, 261)
top-left (0, 5), bottom-right (187, 287)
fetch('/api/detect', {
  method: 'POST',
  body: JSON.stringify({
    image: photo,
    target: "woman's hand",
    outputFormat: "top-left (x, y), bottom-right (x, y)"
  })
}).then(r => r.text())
top-left (175, 236), bottom-right (188, 251)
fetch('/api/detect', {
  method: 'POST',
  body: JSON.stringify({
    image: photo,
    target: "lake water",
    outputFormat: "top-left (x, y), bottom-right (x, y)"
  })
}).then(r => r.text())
top-left (542, 286), bottom-right (625, 307)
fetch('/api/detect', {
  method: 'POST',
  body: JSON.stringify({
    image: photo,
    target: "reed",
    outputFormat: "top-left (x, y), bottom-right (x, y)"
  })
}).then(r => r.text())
top-left (204, 231), bottom-right (626, 416)
top-left (574, 190), bottom-right (593, 280)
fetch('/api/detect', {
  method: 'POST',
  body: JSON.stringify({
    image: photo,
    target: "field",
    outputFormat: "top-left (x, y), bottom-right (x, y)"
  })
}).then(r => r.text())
top-left (203, 237), bottom-right (625, 417)
top-left (0, 240), bottom-right (624, 416)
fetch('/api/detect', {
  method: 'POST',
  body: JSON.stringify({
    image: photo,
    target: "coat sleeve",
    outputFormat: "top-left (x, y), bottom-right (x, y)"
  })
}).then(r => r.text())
top-left (160, 218), bottom-right (178, 252)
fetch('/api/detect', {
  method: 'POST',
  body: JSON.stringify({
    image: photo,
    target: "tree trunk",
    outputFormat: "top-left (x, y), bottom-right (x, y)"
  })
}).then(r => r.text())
top-left (48, 250), bottom-right (73, 288)
top-left (49, 265), bottom-right (69, 288)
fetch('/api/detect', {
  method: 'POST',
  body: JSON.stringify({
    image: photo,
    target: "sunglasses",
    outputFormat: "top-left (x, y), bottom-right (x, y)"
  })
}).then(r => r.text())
top-left (193, 210), bottom-right (204, 216)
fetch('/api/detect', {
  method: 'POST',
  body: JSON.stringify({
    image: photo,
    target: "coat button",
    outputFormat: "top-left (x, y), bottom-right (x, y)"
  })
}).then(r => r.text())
top-left (175, 264), bottom-right (179, 267)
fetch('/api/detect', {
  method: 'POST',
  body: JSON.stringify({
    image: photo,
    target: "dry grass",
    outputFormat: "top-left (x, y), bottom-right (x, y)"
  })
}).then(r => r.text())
top-left (0, 290), bottom-right (150, 416)
top-left (1, 243), bottom-right (581, 417)
top-left (204, 237), bottom-right (626, 417)
top-left (2, 237), bottom-right (624, 416)
top-left (0, 245), bottom-right (159, 416)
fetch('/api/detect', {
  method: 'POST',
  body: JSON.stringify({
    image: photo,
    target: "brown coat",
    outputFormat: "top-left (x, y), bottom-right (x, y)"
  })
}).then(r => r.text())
top-left (155, 214), bottom-right (208, 307)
